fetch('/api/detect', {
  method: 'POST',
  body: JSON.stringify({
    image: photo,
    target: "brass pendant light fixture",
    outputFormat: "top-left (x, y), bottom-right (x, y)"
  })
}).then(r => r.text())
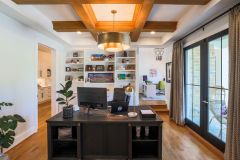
top-left (97, 10), bottom-right (130, 52)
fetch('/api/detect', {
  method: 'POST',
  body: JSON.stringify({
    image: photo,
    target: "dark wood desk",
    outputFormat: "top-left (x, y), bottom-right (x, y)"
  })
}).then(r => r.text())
top-left (47, 106), bottom-right (163, 160)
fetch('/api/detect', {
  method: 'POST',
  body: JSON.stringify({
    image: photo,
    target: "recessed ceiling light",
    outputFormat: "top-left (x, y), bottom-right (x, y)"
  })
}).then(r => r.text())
top-left (150, 31), bottom-right (156, 35)
top-left (77, 31), bottom-right (82, 35)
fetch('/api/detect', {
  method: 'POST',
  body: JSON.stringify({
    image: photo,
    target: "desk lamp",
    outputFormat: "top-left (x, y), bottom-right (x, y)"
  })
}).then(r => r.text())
top-left (125, 83), bottom-right (138, 118)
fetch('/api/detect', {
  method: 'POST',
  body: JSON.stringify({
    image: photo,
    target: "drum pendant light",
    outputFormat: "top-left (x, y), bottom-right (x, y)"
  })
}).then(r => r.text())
top-left (98, 10), bottom-right (130, 52)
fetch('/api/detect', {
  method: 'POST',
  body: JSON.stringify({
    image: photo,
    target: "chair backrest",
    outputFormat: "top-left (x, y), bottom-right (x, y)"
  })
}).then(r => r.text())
top-left (113, 88), bottom-right (126, 101)
top-left (113, 88), bottom-right (130, 105)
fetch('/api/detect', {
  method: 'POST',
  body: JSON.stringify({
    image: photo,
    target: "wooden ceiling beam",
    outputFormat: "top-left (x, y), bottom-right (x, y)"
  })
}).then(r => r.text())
top-left (154, 0), bottom-right (210, 5)
top-left (52, 21), bottom-right (177, 33)
top-left (130, 0), bottom-right (154, 42)
top-left (71, 0), bottom-right (98, 40)
top-left (143, 21), bottom-right (177, 32)
top-left (12, 0), bottom-right (72, 4)
top-left (12, 0), bottom-right (210, 5)
top-left (52, 21), bottom-right (88, 32)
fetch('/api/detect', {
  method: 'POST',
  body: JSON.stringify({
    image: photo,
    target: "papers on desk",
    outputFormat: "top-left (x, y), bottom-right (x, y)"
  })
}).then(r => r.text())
top-left (140, 109), bottom-right (156, 119)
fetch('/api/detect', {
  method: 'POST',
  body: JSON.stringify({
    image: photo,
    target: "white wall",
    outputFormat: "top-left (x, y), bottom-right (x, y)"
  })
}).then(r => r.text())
top-left (0, 12), bottom-right (67, 152)
top-left (161, 43), bottom-right (173, 108)
top-left (184, 14), bottom-right (229, 47)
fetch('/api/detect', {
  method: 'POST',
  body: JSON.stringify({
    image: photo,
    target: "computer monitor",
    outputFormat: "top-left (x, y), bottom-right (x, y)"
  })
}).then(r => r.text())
top-left (77, 87), bottom-right (107, 109)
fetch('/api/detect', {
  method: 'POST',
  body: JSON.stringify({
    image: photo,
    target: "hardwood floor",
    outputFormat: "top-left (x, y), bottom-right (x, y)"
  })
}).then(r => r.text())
top-left (6, 103), bottom-right (223, 160)
top-left (6, 102), bottom-right (51, 160)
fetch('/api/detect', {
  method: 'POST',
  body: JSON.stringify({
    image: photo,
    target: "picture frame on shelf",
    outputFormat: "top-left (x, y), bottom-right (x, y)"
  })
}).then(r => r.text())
top-left (107, 65), bottom-right (114, 71)
top-left (73, 52), bottom-right (78, 57)
top-left (96, 65), bottom-right (105, 71)
top-left (166, 62), bottom-right (172, 83)
top-left (66, 67), bottom-right (71, 72)
top-left (85, 65), bottom-right (93, 71)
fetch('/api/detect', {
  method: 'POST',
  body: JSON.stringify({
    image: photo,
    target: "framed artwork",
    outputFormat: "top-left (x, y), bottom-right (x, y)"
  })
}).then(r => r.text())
top-left (88, 73), bottom-right (114, 83)
top-left (150, 69), bottom-right (157, 77)
top-left (166, 62), bottom-right (172, 83)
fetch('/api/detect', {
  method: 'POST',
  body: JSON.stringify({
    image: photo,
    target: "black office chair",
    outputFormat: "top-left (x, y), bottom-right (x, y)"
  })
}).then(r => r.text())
top-left (109, 88), bottom-right (130, 106)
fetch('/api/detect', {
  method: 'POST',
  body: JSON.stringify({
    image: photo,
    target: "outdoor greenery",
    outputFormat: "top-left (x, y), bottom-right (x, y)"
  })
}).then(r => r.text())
top-left (56, 81), bottom-right (75, 108)
top-left (0, 102), bottom-right (25, 152)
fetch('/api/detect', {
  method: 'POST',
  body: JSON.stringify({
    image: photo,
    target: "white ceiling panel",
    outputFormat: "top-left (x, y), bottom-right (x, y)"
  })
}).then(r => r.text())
top-left (34, 5), bottom-right (80, 21)
top-left (148, 5), bottom-right (191, 21)
top-left (91, 4), bottom-right (135, 21)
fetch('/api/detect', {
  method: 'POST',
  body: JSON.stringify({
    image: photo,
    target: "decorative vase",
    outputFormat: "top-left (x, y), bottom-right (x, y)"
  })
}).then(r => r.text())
top-left (0, 152), bottom-right (9, 160)
top-left (63, 107), bottom-right (73, 119)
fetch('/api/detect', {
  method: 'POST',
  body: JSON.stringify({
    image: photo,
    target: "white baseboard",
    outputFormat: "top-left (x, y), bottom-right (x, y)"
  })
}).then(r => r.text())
top-left (3, 126), bottom-right (38, 153)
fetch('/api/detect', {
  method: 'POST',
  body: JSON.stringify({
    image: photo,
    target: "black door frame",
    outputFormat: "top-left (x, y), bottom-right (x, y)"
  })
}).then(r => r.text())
top-left (184, 29), bottom-right (228, 152)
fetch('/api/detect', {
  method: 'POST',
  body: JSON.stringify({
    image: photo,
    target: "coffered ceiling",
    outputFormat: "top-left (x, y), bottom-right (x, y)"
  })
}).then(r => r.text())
top-left (12, 0), bottom-right (211, 42)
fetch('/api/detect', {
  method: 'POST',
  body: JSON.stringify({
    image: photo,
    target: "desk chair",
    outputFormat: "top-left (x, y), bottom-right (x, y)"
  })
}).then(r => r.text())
top-left (109, 88), bottom-right (130, 106)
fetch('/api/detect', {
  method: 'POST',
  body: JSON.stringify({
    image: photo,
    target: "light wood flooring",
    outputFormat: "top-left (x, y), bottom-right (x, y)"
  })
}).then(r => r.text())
top-left (6, 102), bottom-right (223, 160)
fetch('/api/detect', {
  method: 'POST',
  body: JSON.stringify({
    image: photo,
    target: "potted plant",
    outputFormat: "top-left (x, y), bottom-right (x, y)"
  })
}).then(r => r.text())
top-left (0, 102), bottom-right (25, 160)
top-left (56, 81), bottom-right (76, 119)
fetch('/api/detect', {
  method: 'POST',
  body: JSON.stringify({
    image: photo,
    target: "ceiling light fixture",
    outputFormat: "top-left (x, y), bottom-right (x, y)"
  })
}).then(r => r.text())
top-left (77, 31), bottom-right (82, 35)
top-left (150, 31), bottom-right (156, 35)
top-left (154, 48), bottom-right (164, 61)
top-left (98, 10), bottom-right (130, 52)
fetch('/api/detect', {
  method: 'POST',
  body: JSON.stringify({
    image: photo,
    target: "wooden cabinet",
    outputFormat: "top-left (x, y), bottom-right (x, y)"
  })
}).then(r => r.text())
top-left (38, 86), bottom-right (51, 104)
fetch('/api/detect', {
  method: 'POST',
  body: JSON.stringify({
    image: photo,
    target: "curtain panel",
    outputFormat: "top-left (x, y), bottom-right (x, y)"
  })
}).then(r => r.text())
top-left (170, 41), bottom-right (185, 126)
top-left (224, 6), bottom-right (240, 160)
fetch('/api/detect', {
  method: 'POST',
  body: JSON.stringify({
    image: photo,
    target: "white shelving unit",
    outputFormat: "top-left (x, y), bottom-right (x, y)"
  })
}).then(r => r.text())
top-left (65, 48), bottom-right (139, 105)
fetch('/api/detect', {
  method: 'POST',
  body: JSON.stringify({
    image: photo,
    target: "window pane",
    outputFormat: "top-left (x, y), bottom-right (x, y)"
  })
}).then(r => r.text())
top-left (192, 86), bottom-right (200, 125)
top-left (221, 89), bottom-right (228, 142)
top-left (208, 38), bottom-right (222, 88)
top-left (185, 46), bottom-right (200, 126)
top-left (193, 47), bottom-right (201, 85)
top-left (222, 35), bottom-right (229, 90)
top-left (208, 88), bottom-right (222, 138)
top-left (186, 49), bottom-right (193, 84)
top-left (186, 85), bottom-right (193, 120)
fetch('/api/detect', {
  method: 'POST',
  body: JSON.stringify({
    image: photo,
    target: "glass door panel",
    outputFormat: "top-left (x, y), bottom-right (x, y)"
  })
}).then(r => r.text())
top-left (185, 46), bottom-right (201, 126)
top-left (207, 35), bottom-right (229, 142)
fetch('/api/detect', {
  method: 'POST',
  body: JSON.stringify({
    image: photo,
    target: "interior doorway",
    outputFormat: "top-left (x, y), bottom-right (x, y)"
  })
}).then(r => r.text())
top-left (37, 44), bottom-right (53, 128)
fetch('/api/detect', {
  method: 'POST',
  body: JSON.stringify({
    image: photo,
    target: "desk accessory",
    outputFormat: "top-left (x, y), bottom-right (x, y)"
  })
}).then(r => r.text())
top-left (140, 109), bottom-right (156, 119)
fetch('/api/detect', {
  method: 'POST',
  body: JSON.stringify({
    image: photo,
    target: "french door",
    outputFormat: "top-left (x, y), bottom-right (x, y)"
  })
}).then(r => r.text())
top-left (184, 30), bottom-right (229, 151)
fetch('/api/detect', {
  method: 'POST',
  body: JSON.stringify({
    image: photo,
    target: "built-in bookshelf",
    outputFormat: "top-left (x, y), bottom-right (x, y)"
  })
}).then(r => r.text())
top-left (65, 48), bottom-right (139, 105)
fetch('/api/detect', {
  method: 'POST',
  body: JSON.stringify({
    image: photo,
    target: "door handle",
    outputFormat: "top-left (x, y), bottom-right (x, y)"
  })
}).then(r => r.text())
top-left (202, 100), bottom-right (208, 104)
